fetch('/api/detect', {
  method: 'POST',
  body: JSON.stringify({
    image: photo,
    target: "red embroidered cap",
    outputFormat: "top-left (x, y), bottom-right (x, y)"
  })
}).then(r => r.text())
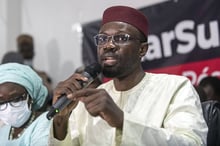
top-left (102, 6), bottom-right (149, 38)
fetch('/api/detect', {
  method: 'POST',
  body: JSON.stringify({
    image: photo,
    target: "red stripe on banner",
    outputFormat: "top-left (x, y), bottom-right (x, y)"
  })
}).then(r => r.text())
top-left (146, 58), bottom-right (220, 85)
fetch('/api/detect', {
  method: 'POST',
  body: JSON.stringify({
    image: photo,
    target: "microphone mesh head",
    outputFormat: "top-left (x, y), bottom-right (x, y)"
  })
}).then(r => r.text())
top-left (84, 63), bottom-right (102, 78)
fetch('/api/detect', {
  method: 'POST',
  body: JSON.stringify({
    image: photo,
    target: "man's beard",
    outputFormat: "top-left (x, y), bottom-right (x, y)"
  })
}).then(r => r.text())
top-left (102, 67), bottom-right (119, 78)
top-left (102, 66), bottom-right (123, 78)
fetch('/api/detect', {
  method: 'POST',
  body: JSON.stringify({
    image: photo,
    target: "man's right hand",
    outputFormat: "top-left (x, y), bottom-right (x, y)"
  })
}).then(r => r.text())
top-left (52, 73), bottom-right (88, 140)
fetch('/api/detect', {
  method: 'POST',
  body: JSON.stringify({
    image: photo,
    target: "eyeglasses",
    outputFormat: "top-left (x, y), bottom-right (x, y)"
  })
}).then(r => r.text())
top-left (0, 93), bottom-right (29, 111)
top-left (93, 33), bottom-right (143, 46)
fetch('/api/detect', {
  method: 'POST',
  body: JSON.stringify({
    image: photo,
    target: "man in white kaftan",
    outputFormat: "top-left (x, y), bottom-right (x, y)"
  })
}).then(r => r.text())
top-left (49, 5), bottom-right (207, 146)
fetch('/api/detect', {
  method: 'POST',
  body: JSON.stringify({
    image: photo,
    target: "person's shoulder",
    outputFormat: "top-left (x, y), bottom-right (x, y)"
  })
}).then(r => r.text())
top-left (21, 112), bottom-right (51, 145)
top-left (146, 72), bottom-right (190, 84)
top-left (31, 112), bottom-right (51, 126)
top-left (25, 112), bottom-right (51, 135)
top-left (35, 112), bottom-right (50, 121)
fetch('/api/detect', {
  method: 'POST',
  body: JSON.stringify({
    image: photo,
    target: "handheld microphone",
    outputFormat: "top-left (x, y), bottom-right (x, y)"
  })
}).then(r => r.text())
top-left (46, 63), bottom-right (102, 120)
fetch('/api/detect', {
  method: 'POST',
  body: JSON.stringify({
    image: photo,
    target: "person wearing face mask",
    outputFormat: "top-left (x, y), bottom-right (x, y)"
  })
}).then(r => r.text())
top-left (0, 63), bottom-right (51, 146)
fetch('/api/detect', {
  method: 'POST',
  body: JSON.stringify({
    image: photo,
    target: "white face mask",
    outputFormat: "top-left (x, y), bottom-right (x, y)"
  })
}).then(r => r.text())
top-left (0, 99), bottom-right (32, 128)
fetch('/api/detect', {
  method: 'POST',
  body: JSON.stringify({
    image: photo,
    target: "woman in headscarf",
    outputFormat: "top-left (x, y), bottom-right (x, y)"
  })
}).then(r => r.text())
top-left (0, 63), bottom-right (51, 146)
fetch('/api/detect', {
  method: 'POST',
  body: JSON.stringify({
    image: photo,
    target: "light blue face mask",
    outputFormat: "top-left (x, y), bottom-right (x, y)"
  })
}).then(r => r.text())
top-left (0, 98), bottom-right (32, 128)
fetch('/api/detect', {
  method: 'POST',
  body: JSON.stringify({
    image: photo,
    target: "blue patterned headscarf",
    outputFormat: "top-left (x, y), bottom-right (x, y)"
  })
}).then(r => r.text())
top-left (0, 63), bottom-right (48, 110)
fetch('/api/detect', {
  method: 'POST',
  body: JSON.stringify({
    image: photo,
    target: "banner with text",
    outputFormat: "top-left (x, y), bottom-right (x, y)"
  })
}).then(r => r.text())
top-left (82, 0), bottom-right (220, 85)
